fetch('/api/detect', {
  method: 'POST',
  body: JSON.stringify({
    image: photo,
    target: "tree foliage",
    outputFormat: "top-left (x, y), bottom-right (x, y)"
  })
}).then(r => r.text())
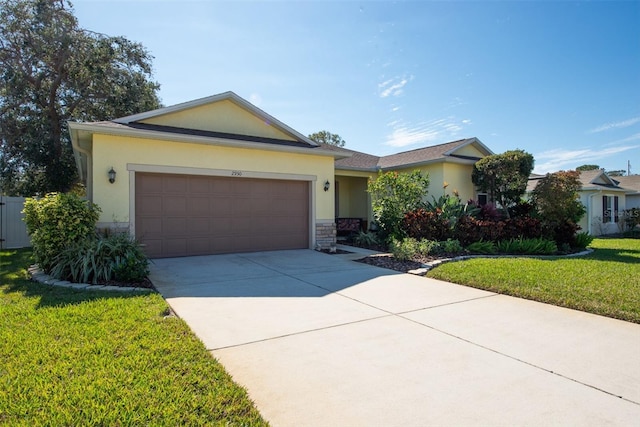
top-left (576, 164), bottom-right (600, 171)
top-left (531, 170), bottom-right (586, 247)
top-left (367, 170), bottom-right (430, 241)
top-left (0, 0), bottom-right (161, 195)
top-left (471, 150), bottom-right (534, 217)
top-left (308, 130), bottom-right (346, 147)
top-left (531, 170), bottom-right (586, 224)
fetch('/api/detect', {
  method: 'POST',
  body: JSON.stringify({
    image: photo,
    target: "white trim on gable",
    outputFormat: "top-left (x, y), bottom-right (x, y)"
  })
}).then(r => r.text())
top-left (112, 91), bottom-right (319, 147)
top-left (443, 137), bottom-right (494, 157)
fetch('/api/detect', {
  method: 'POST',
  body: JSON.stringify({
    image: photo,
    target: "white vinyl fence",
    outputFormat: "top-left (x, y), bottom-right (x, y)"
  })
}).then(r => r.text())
top-left (0, 196), bottom-right (31, 249)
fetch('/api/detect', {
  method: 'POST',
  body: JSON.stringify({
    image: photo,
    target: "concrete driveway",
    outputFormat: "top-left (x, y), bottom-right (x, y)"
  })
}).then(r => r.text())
top-left (150, 249), bottom-right (640, 426)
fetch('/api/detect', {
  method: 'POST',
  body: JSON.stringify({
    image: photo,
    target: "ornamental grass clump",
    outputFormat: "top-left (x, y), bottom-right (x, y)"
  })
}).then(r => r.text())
top-left (50, 233), bottom-right (149, 284)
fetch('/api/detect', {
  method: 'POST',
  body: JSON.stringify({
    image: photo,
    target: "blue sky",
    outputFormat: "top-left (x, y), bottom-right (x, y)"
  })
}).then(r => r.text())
top-left (73, 0), bottom-right (639, 174)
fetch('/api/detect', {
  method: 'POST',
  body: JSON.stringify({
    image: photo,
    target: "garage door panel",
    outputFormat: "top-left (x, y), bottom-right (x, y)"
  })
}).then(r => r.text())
top-left (163, 218), bottom-right (188, 235)
top-left (187, 197), bottom-right (211, 214)
top-left (164, 176), bottom-right (188, 193)
top-left (137, 195), bottom-right (163, 215)
top-left (188, 218), bottom-right (210, 234)
top-left (187, 238), bottom-right (211, 255)
top-left (137, 217), bottom-right (162, 234)
top-left (189, 176), bottom-right (211, 193)
top-left (163, 196), bottom-right (187, 214)
top-left (136, 173), bottom-right (309, 258)
top-left (142, 239), bottom-right (163, 258)
top-left (137, 174), bottom-right (163, 193)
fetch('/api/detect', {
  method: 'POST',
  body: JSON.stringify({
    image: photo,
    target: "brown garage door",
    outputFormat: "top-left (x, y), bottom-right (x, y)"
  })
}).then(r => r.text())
top-left (135, 173), bottom-right (309, 258)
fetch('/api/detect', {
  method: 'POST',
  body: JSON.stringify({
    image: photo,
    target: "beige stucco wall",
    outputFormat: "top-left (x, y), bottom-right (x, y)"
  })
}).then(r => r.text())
top-left (335, 176), bottom-right (369, 219)
top-left (91, 134), bottom-right (335, 228)
top-left (454, 144), bottom-right (486, 158)
top-left (391, 162), bottom-right (476, 202)
top-left (140, 99), bottom-right (297, 141)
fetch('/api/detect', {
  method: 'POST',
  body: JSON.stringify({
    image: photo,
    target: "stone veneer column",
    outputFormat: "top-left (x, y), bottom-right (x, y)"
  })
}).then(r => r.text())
top-left (315, 222), bottom-right (336, 250)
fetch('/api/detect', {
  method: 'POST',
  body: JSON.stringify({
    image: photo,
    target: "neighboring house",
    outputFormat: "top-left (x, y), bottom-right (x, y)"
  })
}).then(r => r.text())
top-left (528, 169), bottom-right (633, 236)
top-left (69, 91), bottom-right (493, 257)
top-left (613, 175), bottom-right (640, 209)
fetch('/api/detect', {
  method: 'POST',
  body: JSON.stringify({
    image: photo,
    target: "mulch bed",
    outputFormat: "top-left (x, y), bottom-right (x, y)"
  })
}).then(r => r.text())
top-left (354, 255), bottom-right (424, 273)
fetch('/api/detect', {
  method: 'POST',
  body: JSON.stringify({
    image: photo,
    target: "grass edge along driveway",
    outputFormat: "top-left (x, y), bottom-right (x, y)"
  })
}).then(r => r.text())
top-left (427, 238), bottom-right (640, 324)
top-left (0, 248), bottom-right (268, 426)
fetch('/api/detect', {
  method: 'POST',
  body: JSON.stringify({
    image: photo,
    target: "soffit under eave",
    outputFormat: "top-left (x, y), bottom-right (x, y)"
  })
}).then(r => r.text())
top-left (581, 186), bottom-right (627, 193)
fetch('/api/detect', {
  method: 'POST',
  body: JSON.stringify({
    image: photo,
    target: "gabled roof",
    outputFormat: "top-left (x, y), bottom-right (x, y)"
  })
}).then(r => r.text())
top-left (69, 91), bottom-right (349, 183)
top-left (578, 169), bottom-right (620, 189)
top-left (113, 91), bottom-right (318, 146)
top-left (378, 138), bottom-right (491, 169)
top-left (527, 170), bottom-right (631, 193)
top-left (614, 175), bottom-right (640, 193)
top-left (332, 137), bottom-right (493, 172)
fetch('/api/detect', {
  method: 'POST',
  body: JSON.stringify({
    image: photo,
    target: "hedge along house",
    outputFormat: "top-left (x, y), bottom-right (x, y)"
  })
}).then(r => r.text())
top-left (321, 138), bottom-right (494, 233)
top-left (69, 92), bottom-right (347, 258)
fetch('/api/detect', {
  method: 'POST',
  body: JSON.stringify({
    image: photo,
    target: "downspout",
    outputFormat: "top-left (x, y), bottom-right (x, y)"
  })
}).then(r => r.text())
top-left (588, 190), bottom-right (602, 235)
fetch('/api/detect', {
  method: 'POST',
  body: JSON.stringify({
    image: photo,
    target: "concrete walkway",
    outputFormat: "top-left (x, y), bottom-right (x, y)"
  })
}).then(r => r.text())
top-left (150, 249), bottom-right (640, 426)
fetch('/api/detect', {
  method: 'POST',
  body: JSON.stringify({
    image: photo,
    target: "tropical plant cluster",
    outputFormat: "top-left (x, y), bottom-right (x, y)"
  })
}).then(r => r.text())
top-left (366, 168), bottom-right (592, 262)
top-left (23, 193), bottom-right (149, 284)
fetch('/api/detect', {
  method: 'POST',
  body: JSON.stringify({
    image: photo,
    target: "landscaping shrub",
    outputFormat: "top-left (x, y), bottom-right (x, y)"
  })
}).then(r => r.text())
top-left (454, 216), bottom-right (505, 245)
top-left (547, 220), bottom-right (581, 248)
top-left (351, 231), bottom-right (380, 248)
top-left (368, 170), bottom-right (430, 241)
top-left (624, 208), bottom-right (640, 231)
top-left (454, 215), bottom-right (543, 246)
top-left (50, 233), bottom-right (149, 284)
top-left (495, 237), bottom-right (557, 255)
top-left (475, 203), bottom-right (503, 221)
top-left (440, 238), bottom-right (463, 254)
top-left (23, 193), bottom-right (101, 271)
top-left (390, 237), bottom-right (419, 261)
top-left (390, 237), bottom-right (464, 261)
top-left (402, 209), bottom-right (450, 241)
top-left (466, 240), bottom-right (497, 254)
top-left (417, 239), bottom-right (441, 256)
top-left (573, 232), bottom-right (594, 249)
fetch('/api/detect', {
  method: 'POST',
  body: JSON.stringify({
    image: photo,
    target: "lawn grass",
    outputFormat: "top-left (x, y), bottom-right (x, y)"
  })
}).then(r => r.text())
top-left (427, 238), bottom-right (640, 323)
top-left (0, 249), bottom-right (268, 426)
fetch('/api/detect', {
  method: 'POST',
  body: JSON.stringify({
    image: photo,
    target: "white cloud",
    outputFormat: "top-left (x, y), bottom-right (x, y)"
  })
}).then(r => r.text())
top-left (385, 116), bottom-right (470, 148)
top-left (588, 116), bottom-right (640, 133)
top-left (378, 75), bottom-right (413, 98)
top-left (462, 119), bottom-right (472, 125)
top-left (534, 145), bottom-right (640, 174)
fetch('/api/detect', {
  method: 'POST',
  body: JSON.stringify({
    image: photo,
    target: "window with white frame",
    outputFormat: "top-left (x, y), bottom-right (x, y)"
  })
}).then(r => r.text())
top-left (602, 195), bottom-right (619, 223)
top-left (477, 193), bottom-right (489, 206)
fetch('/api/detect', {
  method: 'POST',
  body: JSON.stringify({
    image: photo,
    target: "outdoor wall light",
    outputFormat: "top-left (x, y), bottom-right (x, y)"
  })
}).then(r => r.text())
top-left (108, 167), bottom-right (116, 184)
top-left (323, 180), bottom-right (330, 192)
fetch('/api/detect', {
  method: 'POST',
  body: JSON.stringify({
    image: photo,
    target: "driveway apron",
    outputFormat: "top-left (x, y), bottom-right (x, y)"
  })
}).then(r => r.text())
top-left (150, 249), bottom-right (640, 426)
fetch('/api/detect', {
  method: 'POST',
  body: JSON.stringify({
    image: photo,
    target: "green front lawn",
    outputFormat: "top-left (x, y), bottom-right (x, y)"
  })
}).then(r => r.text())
top-left (427, 238), bottom-right (640, 323)
top-left (0, 249), bottom-right (267, 426)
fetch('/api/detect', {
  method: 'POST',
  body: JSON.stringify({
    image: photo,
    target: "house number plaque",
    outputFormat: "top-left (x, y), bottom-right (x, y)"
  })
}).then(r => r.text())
top-left (231, 170), bottom-right (243, 176)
